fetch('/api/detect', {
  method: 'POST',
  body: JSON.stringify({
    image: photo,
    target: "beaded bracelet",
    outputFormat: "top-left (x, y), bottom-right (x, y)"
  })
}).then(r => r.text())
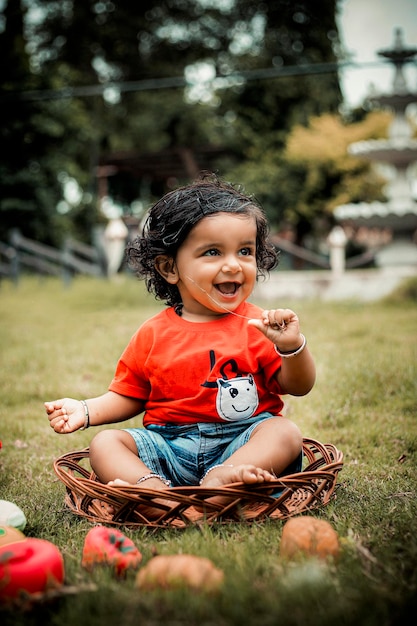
top-left (79, 400), bottom-right (90, 430)
top-left (199, 463), bottom-right (234, 485)
top-left (274, 333), bottom-right (307, 358)
top-left (136, 473), bottom-right (171, 487)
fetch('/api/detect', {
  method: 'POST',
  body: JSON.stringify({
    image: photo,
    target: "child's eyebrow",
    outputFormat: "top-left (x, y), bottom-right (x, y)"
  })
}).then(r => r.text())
top-left (236, 238), bottom-right (257, 248)
top-left (196, 238), bottom-right (256, 252)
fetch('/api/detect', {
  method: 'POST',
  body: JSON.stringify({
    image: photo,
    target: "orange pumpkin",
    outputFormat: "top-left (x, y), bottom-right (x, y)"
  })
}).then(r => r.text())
top-left (136, 554), bottom-right (224, 592)
top-left (0, 526), bottom-right (26, 548)
top-left (280, 516), bottom-right (340, 561)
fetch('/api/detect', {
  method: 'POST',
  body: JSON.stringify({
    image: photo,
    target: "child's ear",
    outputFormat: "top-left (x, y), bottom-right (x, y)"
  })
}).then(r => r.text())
top-left (155, 255), bottom-right (179, 284)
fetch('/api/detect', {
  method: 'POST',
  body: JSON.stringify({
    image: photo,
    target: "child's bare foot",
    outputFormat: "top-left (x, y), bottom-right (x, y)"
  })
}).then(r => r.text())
top-left (200, 463), bottom-right (275, 489)
top-left (196, 463), bottom-right (276, 515)
top-left (106, 477), bottom-right (177, 522)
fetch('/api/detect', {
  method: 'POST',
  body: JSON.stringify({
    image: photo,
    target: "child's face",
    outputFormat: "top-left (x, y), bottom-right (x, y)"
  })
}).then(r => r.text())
top-left (172, 212), bottom-right (258, 321)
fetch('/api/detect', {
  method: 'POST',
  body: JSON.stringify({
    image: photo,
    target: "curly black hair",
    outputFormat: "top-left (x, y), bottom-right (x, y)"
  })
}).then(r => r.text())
top-left (126, 173), bottom-right (278, 307)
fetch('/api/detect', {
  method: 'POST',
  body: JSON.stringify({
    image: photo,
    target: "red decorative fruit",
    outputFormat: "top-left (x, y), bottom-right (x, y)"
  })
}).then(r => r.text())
top-left (82, 526), bottom-right (142, 577)
top-left (0, 538), bottom-right (64, 601)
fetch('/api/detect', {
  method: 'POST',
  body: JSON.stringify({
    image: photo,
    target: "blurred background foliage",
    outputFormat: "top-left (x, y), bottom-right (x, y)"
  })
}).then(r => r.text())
top-left (0, 0), bottom-right (390, 247)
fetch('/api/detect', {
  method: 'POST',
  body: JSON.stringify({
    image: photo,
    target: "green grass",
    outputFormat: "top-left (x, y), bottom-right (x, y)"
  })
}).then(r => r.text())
top-left (1, 275), bottom-right (416, 625)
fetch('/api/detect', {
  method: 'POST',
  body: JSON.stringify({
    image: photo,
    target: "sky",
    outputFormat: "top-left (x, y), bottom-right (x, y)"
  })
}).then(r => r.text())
top-left (337, 0), bottom-right (417, 107)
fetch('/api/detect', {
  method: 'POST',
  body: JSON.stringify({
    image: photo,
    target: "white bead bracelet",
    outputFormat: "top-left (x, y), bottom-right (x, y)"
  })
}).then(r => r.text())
top-left (274, 333), bottom-right (307, 358)
top-left (79, 400), bottom-right (90, 430)
top-left (136, 473), bottom-right (171, 487)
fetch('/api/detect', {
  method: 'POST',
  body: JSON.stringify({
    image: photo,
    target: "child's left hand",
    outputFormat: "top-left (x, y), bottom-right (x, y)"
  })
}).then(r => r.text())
top-left (248, 308), bottom-right (303, 352)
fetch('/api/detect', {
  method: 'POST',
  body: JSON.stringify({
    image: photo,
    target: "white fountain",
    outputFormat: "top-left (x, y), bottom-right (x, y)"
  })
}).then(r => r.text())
top-left (335, 28), bottom-right (417, 266)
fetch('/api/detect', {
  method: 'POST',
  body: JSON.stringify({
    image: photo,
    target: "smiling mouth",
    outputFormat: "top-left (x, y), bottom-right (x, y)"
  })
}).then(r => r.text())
top-left (215, 282), bottom-right (240, 295)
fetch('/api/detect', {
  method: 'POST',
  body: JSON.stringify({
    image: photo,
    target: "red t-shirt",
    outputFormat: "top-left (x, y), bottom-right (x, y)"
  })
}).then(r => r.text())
top-left (109, 301), bottom-right (284, 426)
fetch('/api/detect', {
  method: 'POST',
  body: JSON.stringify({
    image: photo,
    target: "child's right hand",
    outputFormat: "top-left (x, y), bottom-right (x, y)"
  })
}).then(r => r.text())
top-left (44, 398), bottom-right (85, 434)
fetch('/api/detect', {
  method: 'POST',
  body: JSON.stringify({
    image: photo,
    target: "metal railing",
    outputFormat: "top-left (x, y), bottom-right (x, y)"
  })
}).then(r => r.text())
top-left (0, 229), bottom-right (104, 284)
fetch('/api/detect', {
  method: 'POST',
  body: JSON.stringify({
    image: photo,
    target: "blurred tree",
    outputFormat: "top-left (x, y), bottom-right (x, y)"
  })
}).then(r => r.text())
top-left (215, 0), bottom-right (341, 137)
top-left (0, 0), bottom-right (105, 244)
top-left (0, 0), bottom-right (346, 246)
top-left (285, 111), bottom-right (391, 211)
top-left (0, 0), bottom-right (58, 243)
top-left (227, 110), bottom-right (391, 247)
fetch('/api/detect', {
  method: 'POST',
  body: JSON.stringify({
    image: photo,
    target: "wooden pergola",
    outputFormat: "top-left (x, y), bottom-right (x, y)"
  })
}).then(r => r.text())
top-left (96, 145), bottom-right (234, 202)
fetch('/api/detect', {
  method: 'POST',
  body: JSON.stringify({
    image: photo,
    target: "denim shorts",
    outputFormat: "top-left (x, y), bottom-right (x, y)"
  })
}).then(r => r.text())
top-left (123, 412), bottom-right (302, 487)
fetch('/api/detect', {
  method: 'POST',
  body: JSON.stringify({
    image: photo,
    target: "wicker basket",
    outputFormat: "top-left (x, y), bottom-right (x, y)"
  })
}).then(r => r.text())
top-left (53, 437), bottom-right (343, 529)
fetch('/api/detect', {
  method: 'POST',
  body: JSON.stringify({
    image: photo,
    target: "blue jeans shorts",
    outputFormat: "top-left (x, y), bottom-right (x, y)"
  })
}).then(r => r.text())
top-left (123, 412), bottom-right (302, 487)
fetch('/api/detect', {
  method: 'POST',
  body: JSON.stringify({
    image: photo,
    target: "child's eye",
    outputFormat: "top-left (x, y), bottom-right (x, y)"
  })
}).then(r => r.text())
top-left (203, 248), bottom-right (219, 257)
top-left (239, 247), bottom-right (254, 256)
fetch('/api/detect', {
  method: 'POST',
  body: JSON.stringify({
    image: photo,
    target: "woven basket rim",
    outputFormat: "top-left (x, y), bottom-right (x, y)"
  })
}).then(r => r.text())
top-left (53, 437), bottom-right (343, 528)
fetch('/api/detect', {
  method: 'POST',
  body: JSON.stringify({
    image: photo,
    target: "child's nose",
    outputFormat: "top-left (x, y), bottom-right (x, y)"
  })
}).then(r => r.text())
top-left (222, 256), bottom-right (242, 273)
